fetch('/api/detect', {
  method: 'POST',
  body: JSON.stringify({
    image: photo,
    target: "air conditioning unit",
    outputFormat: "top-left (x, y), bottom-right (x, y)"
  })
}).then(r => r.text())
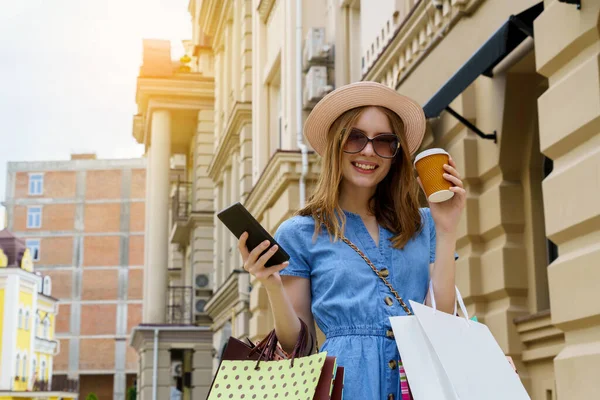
top-left (171, 361), bottom-right (183, 377)
top-left (303, 66), bottom-right (333, 110)
top-left (195, 274), bottom-right (210, 289)
top-left (195, 299), bottom-right (207, 314)
top-left (170, 154), bottom-right (186, 170)
top-left (302, 28), bottom-right (332, 71)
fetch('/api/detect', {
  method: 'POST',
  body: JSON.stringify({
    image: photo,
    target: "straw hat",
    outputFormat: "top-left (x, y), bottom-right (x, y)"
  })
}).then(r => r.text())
top-left (304, 81), bottom-right (426, 156)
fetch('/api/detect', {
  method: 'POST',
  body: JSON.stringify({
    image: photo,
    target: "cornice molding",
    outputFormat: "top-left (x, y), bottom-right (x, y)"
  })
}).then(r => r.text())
top-left (257, 0), bottom-right (277, 23)
top-left (204, 271), bottom-right (248, 330)
top-left (130, 325), bottom-right (212, 351)
top-left (207, 102), bottom-right (252, 182)
top-left (200, 0), bottom-right (232, 47)
top-left (245, 151), bottom-right (320, 221)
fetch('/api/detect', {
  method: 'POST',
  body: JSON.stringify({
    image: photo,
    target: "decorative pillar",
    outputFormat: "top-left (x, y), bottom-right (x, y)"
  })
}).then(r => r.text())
top-left (534, 1), bottom-right (600, 398)
top-left (144, 110), bottom-right (171, 324)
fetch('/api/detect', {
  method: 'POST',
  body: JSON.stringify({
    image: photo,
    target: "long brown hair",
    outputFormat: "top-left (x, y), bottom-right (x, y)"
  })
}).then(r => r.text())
top-left (297, 106), bottom-right (422, 249)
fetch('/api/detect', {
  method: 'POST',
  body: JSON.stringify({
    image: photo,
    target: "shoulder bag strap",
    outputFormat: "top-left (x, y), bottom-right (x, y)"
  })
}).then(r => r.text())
top-left (341, 237), bottom-right (413, 316)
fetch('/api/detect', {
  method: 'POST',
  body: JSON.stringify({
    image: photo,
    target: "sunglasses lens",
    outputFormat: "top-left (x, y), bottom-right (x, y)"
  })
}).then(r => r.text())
top-left (344, 132), bottom-right (368, 153)
top-left (373, 136), bottom-right (398, 158)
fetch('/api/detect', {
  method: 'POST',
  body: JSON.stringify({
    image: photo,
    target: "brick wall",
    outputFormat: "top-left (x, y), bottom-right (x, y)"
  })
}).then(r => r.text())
top-left (8, 162), bottom-right (146, 389)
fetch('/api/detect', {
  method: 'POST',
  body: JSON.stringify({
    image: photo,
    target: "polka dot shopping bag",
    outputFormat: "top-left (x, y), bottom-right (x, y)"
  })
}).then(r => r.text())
top-left (207, 319), bottom-right (343, 400)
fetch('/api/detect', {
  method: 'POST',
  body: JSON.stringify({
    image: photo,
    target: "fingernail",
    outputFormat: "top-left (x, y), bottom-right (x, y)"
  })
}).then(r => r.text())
top-left (271, 245), bottom-right (278, 251)
top-left (283, 261), bottom-right (289, 266)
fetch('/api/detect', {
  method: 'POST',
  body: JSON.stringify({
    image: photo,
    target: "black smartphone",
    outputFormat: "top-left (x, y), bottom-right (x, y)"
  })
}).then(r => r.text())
top-left (217, 202), bottom-right (290, 268)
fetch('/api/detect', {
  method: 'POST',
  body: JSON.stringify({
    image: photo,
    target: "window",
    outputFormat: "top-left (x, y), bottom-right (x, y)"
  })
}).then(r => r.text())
top-left (27, 206), bottom-right (42, 229)
top-left (32, 358), bottom-right (37, 380)
top-left (40, 360), bottom-right (46, 381)
top-left (43, 276), bottom-right (52, 296)
top-left (18, 309), bottom-right (23, 329)
top-left (43, 318), bottom-right (50, 339)
top-left (26, 239), bottom-right (41, 262)
top-left (16, 354), bottom-right (20, 378)
top-left (35, 315), bottom-right (40, 337)
top-left (24, 310), bottom-right (30, 331)
top-left (28, 174), bottom-right (44, 195)
top-left (22, 354), bottom-right (27, 380)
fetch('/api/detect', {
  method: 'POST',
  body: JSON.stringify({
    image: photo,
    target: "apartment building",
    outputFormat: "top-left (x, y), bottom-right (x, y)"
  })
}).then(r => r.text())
top-left (132, 0), bottom-right (600, 399)
top-left (3, 154), bottom-right (146, 400)
top-left (0, 229), bottom-right (77, 400)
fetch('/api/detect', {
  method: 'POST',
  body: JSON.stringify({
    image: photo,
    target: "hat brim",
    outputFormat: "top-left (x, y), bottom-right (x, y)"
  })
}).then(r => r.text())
top-left (304, 81), bottom-right (426, 156)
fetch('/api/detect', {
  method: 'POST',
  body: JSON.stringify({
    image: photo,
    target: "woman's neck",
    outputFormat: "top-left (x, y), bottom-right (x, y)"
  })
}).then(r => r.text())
top-left (338, 182), bottom-right (376, 217)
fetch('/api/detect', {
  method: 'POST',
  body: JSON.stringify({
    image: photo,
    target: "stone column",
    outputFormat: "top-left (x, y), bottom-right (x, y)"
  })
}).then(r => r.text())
top-left (144, 110), bottom-right (171, 323)
top-left (534, 1), bottom-right (600, 398)
top-left (138, 344), bottom-right (171, 400)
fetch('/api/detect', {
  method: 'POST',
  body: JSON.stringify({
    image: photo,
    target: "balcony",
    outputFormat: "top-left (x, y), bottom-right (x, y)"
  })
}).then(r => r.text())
top-left (34, 336), bottom-right (59, 355)
top-left (170, 179), bottom-right (192, 245)
top-left (33, 376), bottom-right (79, 392)
top-left (166, 286), bottom-right (193, 325)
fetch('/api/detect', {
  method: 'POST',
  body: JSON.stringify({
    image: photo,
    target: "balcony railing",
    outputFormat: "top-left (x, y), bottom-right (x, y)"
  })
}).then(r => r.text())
top-left (172, 178), bottom-right (192, 223)
top-left (166, 286), bottom-right (193, 325)
top-left (33, 376), bottom-right (79, 392)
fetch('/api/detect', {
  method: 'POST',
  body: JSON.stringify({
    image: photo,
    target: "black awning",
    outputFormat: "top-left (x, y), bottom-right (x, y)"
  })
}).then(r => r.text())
top-left (421, 2), bottom-right (544, 120)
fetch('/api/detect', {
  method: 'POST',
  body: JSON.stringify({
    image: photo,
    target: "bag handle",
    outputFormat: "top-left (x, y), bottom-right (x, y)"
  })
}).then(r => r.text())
top-left (429, 281), bottom-right (470, 321)
top-left (341, 237), bottom-right (413, 316)
top-left (249, 317), bottom-right (310, 369)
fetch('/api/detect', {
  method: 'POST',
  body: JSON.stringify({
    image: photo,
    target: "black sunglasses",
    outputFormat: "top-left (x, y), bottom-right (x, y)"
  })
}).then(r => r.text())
top-left (343, 129), bottom-right (400, 159)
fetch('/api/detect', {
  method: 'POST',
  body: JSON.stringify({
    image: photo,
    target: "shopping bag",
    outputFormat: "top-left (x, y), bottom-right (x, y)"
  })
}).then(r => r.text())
top-left (207, 318), bottom-right (342, 399)
top-left (391, 285), bottom-right (530, 400)
top-left (208, 352), bottom-right (329, 399)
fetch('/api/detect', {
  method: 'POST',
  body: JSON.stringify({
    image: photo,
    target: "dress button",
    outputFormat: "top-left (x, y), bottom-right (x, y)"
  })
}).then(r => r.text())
top-left (386, 329), bottom-right (395, 339)
top-left (388, 394), bottom-right (395, 400)
top-left (380, 268), bottom-right (389, 277)
top-left (388, 360), bottom-right (397, 370)
top-left (384, 296), bottom-right (394, 306)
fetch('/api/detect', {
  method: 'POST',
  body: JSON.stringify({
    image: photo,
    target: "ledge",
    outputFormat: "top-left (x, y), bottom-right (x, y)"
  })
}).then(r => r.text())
top-left (514, 309), bottom-right (565, 362)
top-left (130, 324), bottom-right (212, 351)
top-left (0, 391), bottom-right (77, 398)
top-left (205, 270), bottom-right (249, 331)
top-left (257, 0), bottom-right (276, 23)
top-left (244, 150), bottom-right (320, 221)
top-left (207, 102), bottom-right (252, 182)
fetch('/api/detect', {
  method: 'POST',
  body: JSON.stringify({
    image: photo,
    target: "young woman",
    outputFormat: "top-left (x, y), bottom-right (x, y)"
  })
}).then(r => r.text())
top-left (238, 81), bottom-right (466, 399)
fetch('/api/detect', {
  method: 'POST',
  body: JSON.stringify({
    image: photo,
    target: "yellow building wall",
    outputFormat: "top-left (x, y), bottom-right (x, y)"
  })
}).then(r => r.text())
top-left (14, 290), bottom-right (33, 391)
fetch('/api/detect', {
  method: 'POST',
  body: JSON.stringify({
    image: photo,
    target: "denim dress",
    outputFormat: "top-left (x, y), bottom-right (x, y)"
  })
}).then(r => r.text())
top-left (275, 208), bottom-right (440, 400)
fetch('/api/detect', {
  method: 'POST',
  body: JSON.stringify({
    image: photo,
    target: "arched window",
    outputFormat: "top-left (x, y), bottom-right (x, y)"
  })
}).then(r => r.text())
top-left (32, 357), bottom-right (37, 381)
top-left (43, 318), bottom-right (50, 339)
top-left (18, 309), bottom-right (23, 329)
top-left (24, 310), bottom-right (30, 331)
top-left (22, 354), bottom-right (27, 380)
top-left (15, 354), bottom-right (20, 378)
top-left (43, 276), bottom-right (52, 296)
top-left (40, 360), bottom-right (46, 381)
top-left (35, 315), bottom-right (40, 337)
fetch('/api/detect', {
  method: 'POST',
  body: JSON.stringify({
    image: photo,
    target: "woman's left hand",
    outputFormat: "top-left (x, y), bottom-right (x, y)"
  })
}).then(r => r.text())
top-left (418, 156), bottom-right (467, 235)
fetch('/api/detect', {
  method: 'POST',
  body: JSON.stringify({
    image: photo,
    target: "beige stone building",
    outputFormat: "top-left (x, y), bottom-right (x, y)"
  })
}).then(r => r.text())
top-left (131, 0), bottom-right (600, 399)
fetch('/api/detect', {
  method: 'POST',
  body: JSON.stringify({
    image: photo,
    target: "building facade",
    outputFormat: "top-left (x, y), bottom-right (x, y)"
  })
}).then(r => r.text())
top-left (0, 230), bottom-right (77, 400)
top-left (134, 0), bottom-right (600, 398)
top-left (2, 154), bottom-right (146, 400)
top-left (129, 39), bottom-right (215, 400)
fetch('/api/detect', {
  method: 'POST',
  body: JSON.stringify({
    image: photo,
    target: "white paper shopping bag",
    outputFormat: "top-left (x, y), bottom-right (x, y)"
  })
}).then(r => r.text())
top-left (390, 315), bottom-right (459, 399)
top-left (411, 298), bottom-right (530, 400)
top-left (391, 285), bottom-right (531, 400)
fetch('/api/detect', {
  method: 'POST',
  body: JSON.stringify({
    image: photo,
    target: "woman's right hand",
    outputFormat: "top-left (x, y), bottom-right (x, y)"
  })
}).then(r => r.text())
top-left (238, 232), bottom-right (289, 291)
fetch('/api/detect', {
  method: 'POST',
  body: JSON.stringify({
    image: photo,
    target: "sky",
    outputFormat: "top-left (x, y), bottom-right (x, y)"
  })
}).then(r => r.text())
top-left (0, 0), bottom-right (192, 228)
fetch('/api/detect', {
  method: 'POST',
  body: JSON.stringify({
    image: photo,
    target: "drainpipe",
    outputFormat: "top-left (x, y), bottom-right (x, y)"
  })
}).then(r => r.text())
top-left (152, 328), bottom-right (159, 400)
top-left (294, 0), bottom-right (309, 208)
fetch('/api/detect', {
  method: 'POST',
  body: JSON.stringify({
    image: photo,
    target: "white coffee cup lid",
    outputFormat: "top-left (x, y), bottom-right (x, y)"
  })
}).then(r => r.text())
top-left (414, 148), bottom-right (449, 166)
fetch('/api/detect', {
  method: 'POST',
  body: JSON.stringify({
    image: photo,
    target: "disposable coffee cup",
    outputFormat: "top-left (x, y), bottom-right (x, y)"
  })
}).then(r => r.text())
top-left (414, 148), bottom-right (454, 203)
